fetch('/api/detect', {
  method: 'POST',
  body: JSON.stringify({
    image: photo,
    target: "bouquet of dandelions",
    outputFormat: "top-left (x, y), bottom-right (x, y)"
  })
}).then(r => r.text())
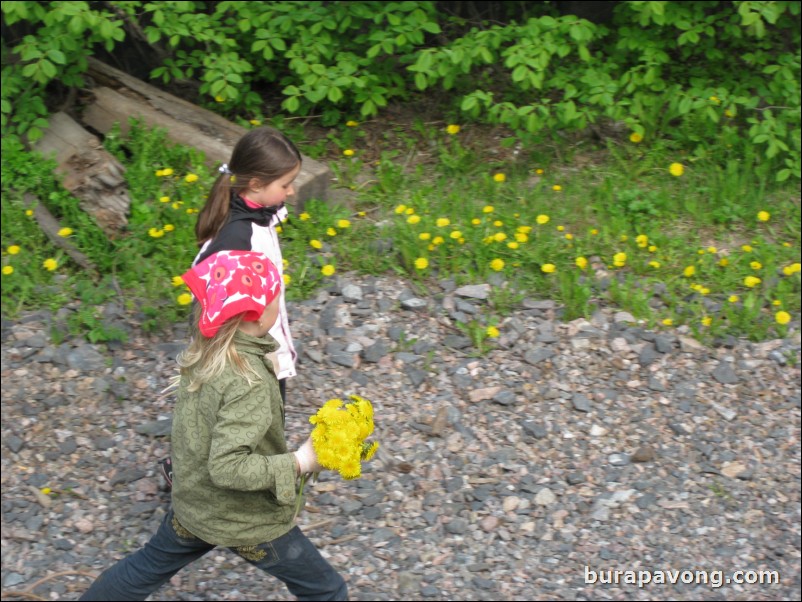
top-left (295, 395), bottom-right (379, 516)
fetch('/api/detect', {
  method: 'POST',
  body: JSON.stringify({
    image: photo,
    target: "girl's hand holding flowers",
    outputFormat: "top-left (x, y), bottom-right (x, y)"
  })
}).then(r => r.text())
top-left (294, 437), bottom-right (324, 475)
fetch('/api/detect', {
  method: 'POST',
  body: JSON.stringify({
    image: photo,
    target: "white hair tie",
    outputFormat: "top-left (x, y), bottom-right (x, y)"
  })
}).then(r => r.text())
top-left (218, 163), bottom-right (232, 175)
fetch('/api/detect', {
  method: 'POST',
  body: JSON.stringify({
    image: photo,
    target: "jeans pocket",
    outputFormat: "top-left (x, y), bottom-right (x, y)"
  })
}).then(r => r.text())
top-left (231, 541), bottom-right (280, 565)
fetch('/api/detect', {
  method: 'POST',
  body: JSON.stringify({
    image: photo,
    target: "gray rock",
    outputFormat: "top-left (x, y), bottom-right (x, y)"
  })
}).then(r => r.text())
top-left (711, 362), bottom-right (739, 384)
top-left (454, 284), bottom-right (490, 299)
top-left (572, 394), bottom-right (592, 412)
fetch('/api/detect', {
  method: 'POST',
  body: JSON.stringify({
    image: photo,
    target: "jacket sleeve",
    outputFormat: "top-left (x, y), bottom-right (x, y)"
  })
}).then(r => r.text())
top-left (206, 379), bottom-right (297, 506)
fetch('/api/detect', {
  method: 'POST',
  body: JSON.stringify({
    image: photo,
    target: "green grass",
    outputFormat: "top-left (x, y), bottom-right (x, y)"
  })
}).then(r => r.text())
top-left (1, 118), bottom-right (799, 346)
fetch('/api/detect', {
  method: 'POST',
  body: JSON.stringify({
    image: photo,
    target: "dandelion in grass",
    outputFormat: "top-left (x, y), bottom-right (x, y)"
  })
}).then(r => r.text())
top-left (493, 173), bottom-right (506, 183)
top-left (750, 261), bottom-right (763, 270)
top-left (662, 318), bottom-right (673, 326)
top-left (321, 265), bottom-right (336, 277)
top-left (718, 258), bottom-right (729, 267)
top-left (283, 274), bottom-right (292, 286)
top-left (535, 168), bottom-right (544, 175)
top-left (576, 257), bottom-right (588, 270)
top-left (649, 245), bottom-right (658, 253)
top-left (343, 149), bottom-right (355, 157)
top-left (707, 246), bottom-right (717, 254)
top-left (8, 245), bottom-right (20, 255)
top-left (493, 220), bottom-right (504, 228)
top-left (613, 252), bottom-right (627, 267)
top-left (507, 242), bottom-right (519, 250)
top-left (636, 235), bottom-right (648, 248)
top-left (744, 276), bottom-right (761, 287)
top-left (300, 212), bottom-right (311, 221)
top-left (432, 236), bottom-right (444, 246)
top-left (164, 224), bottom-right (175, 232)
top-left (669, 163), bottom-right (684, 177)
top-left (450, 231), bottom-right (463, 240)
top-left (159, 194), bottom-right (170, 202)
top-left (728, 295), bottom-right (739, 303)
top-left (215, 95), bottom-right (225, 103)
top-left (446, 124), bottom-right (461, 135)
top-left (552, 185), bottom-right (562, 191)
top-left (326, 228), bottom-right (337, 237)
top-left (2, 266), bottom-right (13, 275)
top-left (249, 119), bottom-right (262, 126)
top-left (172, 202), bottom-right (183, 210)
top-left (57, 227), bottom-right (73, 237)
top-left (346, 120), bottom-right (359, 127)
top-left (483, 205), bottom-right (494, 214)
top-left (436, 218), bottom-right (450, 228)
top-left (776, 311), bottom-right (791, 325)
top-left (25, 210), bottom-right (33, 217)
top-left (558, 226), bottom-right (566, 232)
top-left (43, 258), bottom-right (58, 271)
top-left (471, 218), bottom-right (482, 226)
top-left (407, 215), bottom-right (421, 225)
top-left (490, 258), bottom-right (505, 272)
top-left (565, 233), bottom-right (574, 240)
top-left (541, 264), bottom-right (556, 274)
top-left (493, 232), bottom-right (507, 242)
top-left (149, 228), bottom-right (165, 238)
top-left (395, 204), bottom-right (407, 214)
top-left (683, 266), bottom-right (696, 278)
top-left (515, 232), bottom-right (529, 243)
top-left (783, 263), bottom-right (801, 276)
top-left (649, 261), bottom-right (661, 269)
top-left (185, 173), bottom-right (199, 183)
top-left (486, 325), bottom-right (500, 338)
top-left (535, 215), bottom-right (549, 225)
top-left (741, 244), bottom-right (753, 252)
top-left (337, 219), bottom-right (351, 229)
top-left (171, 276), bottom-right (184, 287)
top-left (772, 300), bottom-right (782, 307)
top-left (629, 132), bottom-right (643, 143)
top-left (590, 228), bottom-right (599, 235)
top-left (701, 316), bottom-right (713, 327)
top-left (419, 233), bottom-right (431, 241)
top-left (709, 96), bottom-right (721, 105)
top-left (177, 293), bottom-right (192, 305)
top-left (414, 257), bottom-right (429, 270)
top-left (310, 239), bottom-right (323, 250)
top-left (757, 211), bottom-right (770, 222)
top-left (517, 226), bottom-right (532, 234)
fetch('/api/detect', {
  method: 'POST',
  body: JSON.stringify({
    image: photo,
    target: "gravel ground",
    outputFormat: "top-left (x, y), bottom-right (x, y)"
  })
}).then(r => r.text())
top-left (2, 274), bottom-right (801, 601)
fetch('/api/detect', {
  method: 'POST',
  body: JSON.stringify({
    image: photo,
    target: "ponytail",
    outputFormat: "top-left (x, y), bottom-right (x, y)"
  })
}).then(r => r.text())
top-left (195, 174), bottom-right (232, 245)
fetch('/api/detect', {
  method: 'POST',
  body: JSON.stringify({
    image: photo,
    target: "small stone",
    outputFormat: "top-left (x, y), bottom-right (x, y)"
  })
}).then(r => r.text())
top-left (631, 445), bottom-right (656, 463)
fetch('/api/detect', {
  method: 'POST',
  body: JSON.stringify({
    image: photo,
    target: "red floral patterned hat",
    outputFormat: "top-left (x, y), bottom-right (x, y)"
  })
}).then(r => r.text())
top-left (181, 250), bottom-right (281, 338)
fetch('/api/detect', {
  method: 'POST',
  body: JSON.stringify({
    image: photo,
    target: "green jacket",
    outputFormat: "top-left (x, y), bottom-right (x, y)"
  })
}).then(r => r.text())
top-left (171, 331), bottom-right (298, 546)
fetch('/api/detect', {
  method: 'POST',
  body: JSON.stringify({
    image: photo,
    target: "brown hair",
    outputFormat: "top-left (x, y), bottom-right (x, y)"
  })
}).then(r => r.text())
top-left (195, 127), bottom-right (302, 245)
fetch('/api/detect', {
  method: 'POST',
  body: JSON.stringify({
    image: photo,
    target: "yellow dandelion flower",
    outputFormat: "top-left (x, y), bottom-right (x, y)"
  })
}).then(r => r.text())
top-left (493, 232), bottom-right (507, 242)
top-left (414, 257), bottom-right (429, 270)
top-left (541, 263), bottom-right (556, 273)
top-left (471, 218), bottom-right (482, 226)
top-left (576, 256), bottom-right (588, 269)
top-left (486, 325), bottom-right (500, 338)
top-left (321, 264), bottom-right (336, 277)
top-left (772, 300), bottom-right (782, 307)
top-left (741, 244), bottom-right (753, 252)
top-left (535, 168), bottom-right (544, 175)
top-left (590, 228), bottom-right (599, 235)
top-left (536, 215), bottom-right (550, 225)
top-left (782, 262), bottom-right (800, 275)
top-left (310, 239), bottom-right (323, 249)
top-left (493, 220), bottom-right (503, 228)
top-left (8, 245), bottom-right (21, 255)
top-left (565, 233), bottom-right (573, 240)
top-left (750, 261), bottom-right (762, 270)
top-left (250, 119), bottom-right (262, 126)
top-left (701, 316), bottom-right (713, 327)
top-left (493, 173), bottom-right (506, 183)
top-left (757, 211), bottom-right (770, 222)
top-left (709, 96), bottom-right (721, 105)
top-left (662, 318), bottom-right (673, 326)
top-left (57, 227), bottom-right (73, 237)
top-left (160, 196), bottom-right (170, 203)
top-left (744, 276), bottom-right (761, 287)
top-left (629, 132), bottom-right (643, 143)
top-left (346, 120), bottom-right (359, 127)
top-left (515, 232), bottom-right (529, 243)
top-left (337, 219), bottom-right (351, 229)
top-left (395, 204), bottom-right (407, 214)
top-left (407, 215), bottom-right (421, 225)
top-left (215, 95), bottom-right (225, 103)
top-left (149, 228), bottom-right (165, 238)
top-left (507, 241), bottom-right (519, 249)
top-left (517, 226), bottom-right (532, 234)
top-left (177, 293), bottom-right (193, 305)
top-left (25, 209), bottom-right (33, 216)
top-left (683, 266), bottom-right (696, 277)
top-left (490, 258), bottom-right (505, 271)
top-left (725, 109), bottom-right (735, 118)
top-left (405, 207), bottom-right (415, 215)
top-left (669, 163), bottom-right (684, 177)
top-left (552, 184), bottom-right (562, 191)
top-left (164, 224), bottom-right (175, 232)
top-left (706, 246), bottom-right (717, 254)
top-left (649, 261), bottom-right (661, 269)
top-left (446, 124), bottom-right (460, 135)
top-left (163, 168), bottom-right (174, 176)
top-left (343, 149), bottom-right (355, 157)
top-left (483, 205), bottom-right (494, 213)
top-left (636, 235), bottom-right (648, 248)
top-left (649, 245), bottom-right (658, 253)
top-left (718, 258), bottom-right (729, 267)
top-left (283, 273), bottom-right (292, 286)
top-left (2, 266), bottom-right (13, 275)
top-left (450, 230), bottom-right (463, 240)
top-left (613, 252), bottom-right (627, 267)
top-left (43, 258), bottom-right (58, 271)
top-left (327, 228), bottom-right (337, 237)
top-left (171, 275), bottom-right (184, 287)
top-left (419, 232), bottom-right (431, 241)
top-left (432, 236), bottom-right (444, 246)
top-left (185, 173), bottom-right (199, 183)
top-left (558, 225), bottom-right (566, 232)
top-left (728, 295), bottom-right (739, 303)
top-left (300, 212), bottom-right (311, 221)
top-left (775, 311), bottom-right (791, 325)
top-left (436, 218), bottom-right (450, 228)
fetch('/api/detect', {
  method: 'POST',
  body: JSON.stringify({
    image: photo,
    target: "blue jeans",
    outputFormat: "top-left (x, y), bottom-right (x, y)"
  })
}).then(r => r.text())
top-left (79, 509), bottom-right (348, 601)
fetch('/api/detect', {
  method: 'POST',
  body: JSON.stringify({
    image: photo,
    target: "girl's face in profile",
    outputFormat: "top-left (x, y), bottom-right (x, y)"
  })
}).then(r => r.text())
top-left (245, 164), bottom-right (301, 208)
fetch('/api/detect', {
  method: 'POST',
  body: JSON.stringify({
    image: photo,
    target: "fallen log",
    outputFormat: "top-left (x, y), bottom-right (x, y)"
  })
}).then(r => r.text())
top-left (83, 57), bottom-right (330, 211)
top-left (32, 111), bottom-right (130, 238)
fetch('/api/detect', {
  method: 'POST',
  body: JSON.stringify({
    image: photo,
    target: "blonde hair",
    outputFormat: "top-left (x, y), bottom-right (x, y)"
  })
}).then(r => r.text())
top-left (177, 305), bottom-right (261, 392)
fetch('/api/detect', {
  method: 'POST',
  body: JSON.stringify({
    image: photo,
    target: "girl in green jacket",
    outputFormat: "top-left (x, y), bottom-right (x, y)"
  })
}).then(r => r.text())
top-left (80, 250), bottom-right (347, 601)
